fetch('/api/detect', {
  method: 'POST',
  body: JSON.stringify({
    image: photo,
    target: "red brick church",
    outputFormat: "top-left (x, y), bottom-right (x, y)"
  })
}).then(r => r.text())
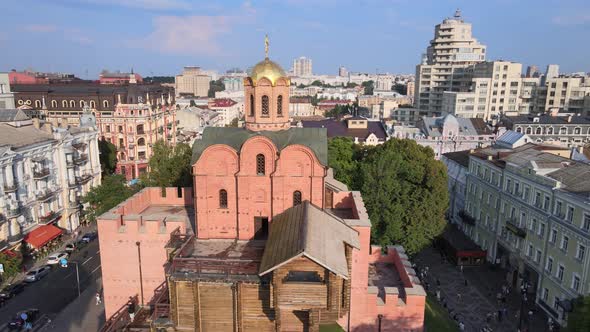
top-left (98, 48), bottom-right (426, 332)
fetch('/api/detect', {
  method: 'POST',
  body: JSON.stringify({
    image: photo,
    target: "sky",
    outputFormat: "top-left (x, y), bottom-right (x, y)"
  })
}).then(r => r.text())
top-left (1, 0), bottom-right (589, 78)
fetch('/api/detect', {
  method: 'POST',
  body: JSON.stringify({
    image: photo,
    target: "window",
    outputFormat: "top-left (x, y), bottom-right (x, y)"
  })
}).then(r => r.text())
top-left (535, 192), bottom-right (541, 206)
top-left (539, 223), bottom-right (545, 238)
top-left (567, 206), bottom-right (574, 222)
top-left (561, 235), bottom-right (569, 251)
top-left (219, 189), bottom-right (228, 208)
top-left (277, 95), bottom-right (283, 116)
top-left (550, 229), bottom-right (557, 244)
top-left (555, 201), bottom-right (563, 216)
top-left (34, 100), bottom-right (41, 108)
top-left (118, 126), bottom-right (123, 133)
top-left (137, 124), bottom-right (144, 134)
top-left (105, 125), bottom-right (110, 133)
top-left (557, 265), bottom-right (564, 282)
top-left (535, 249), bottom-right (542, 263)
top-left (542, 288), bottom-right (549, 302)
top-left (577, 244), bottom-right (586, 260)
top-left (530, 218), bottom-right (537, 231)
top-left (103, 100), bottom-right (109, 108)
top-left (285, 271), bottom-right (321, 283)
top-left (553, 297), bottom-right (560, 311)
top-left (90, 100), bottom-right (96, 108)
top-left (249, 94), bottom-right (255, 116)
top-left (51, 100), bottom-right (57, 108)
top-left (293, 191), bottom-right (302, 206)
top-left (527, 244), bottom-right (533, 256)
top-left (572, 275), bottom-right (581, 292)
top-left (583, 214), bottom-right (590, 232)
top-left (546, 257), bottom-right (553, 272)
top-left (544, 197), bottom-right (550, 210)
top-left (256, 154), bottom-right (265, 175)
top-left (261, 95), bottom-right (269, 117)
top-left (69, 100), bottom-right (76, 108)
top-left (138, 138), bottom-right (145, 146)
top-left (62, 100), bottom-right (68, 108)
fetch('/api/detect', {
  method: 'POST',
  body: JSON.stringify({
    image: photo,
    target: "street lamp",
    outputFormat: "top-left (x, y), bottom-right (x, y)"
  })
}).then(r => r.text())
top-left (136, 241), bottom-right (144, 307)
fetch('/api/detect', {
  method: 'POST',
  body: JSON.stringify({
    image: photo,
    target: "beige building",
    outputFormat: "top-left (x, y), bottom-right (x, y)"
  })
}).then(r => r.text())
top-left (175, 66), bottom-right (211, 97)
top-left (292, 56), bottom-right (312, 77)
top-left (415, 9), bottom-right (487, 115)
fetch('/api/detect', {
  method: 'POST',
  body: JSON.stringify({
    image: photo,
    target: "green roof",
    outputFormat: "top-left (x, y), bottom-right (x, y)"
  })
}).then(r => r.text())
top-left (191, 127), bottom-right (328, 166)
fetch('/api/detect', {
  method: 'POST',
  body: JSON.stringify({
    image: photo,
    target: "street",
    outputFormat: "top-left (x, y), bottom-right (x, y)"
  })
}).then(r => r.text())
top-left (0, 240), bottom-right (102, 331)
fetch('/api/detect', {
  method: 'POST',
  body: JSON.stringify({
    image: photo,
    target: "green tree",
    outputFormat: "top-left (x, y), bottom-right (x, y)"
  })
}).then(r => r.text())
top-left (189, 99), bottom-right (197, 107)
top-left (345, 82), bottom-right (358, 88)
top-left (227, 117), bottom-right (239, 127)
top-left (358, 139), bottom-right (448, 255)
top-left (140, 140), bottom-right (193, 188)
top-left (0, 252), bottom-right (22, 282)
top-left (361, 80), bottom-right (374, 95)
top-left (328, 138), bottom-right (358, 188)
top-left (98, 138), bottom-right (117, 176)
top-left (311, 80), bottom-right (323, 87)
top-left (393, 83), bottom-right (408, 95)
top-left (325, 104), bottom-right (351, 119)
top-left (208, 79), bottom-right (225, 97)
top-left (82, 174), bottom-right (138, 223)
top-left (566, 296), bottom-right (590, 332)
top-left (144, 76), bottom-right (175, 84)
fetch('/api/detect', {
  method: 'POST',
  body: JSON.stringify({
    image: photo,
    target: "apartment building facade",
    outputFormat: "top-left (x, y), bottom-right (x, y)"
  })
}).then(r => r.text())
top-left (462, 141), bottom-right (590, 327)
top-left (415, 10), bottom-right (487, 115)
top-left (0, 109), bottom-right (101, 251)
top-left (292, 56), bottom-right (313, 77)
top-left (97, 102), bottom-right (177, 180)
top-left (174, 66), bottom-right (211, 97)
top-left (502, 114), bottom-right (590, 147)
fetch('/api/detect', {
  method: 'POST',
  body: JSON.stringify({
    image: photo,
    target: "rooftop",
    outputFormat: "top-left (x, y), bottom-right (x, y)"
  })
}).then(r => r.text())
top-left (210, 98), bottom-right (237, 108)
top-left (506, 114), bottom-right (590, 125)
top-left (301, 118), bottom-right (388, 142)
top-left (442, 150), bottom-right (471, 167)
top-left (368, 262), bottom-right (404, 301)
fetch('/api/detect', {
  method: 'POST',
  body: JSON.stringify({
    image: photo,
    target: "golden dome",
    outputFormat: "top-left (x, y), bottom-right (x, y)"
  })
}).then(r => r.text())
top-left (249, 58), bottom-right (287, 86)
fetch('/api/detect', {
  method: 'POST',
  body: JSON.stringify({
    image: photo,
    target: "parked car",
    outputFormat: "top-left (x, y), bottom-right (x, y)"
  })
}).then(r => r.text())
top-left (8, 308), bottom-right (39, 330)
top-left (24, 266), bottom-right (51, 283)
top-left (65, 243), bottom-right (76, 253)
top-left (0, 283), bottom-right (25, 299)
top-left (81, 232), bottom-right (98, 243)
top-left (46, 252), bottom-right (69, 265)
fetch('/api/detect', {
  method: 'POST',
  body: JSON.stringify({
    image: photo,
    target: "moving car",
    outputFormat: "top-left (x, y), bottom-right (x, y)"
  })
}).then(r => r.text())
top-left (46, 252), bottom-right (69, 265)
top-left (24, 266), bottom-right (51, 283)
top-left (0, 283), bottom-right (25, 299)
top-left (65, 243), bottom-right (76, 253)
top-left (81, 232), bottom-right (98, 243)
top-left (8, 309), bottom-right (39, 330)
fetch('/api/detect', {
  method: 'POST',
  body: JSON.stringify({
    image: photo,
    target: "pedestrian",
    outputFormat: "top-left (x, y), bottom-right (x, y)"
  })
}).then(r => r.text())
top-left (460, 265), bottom-right (463, 273)
top-left (497, 309), bottom-right (502, 322)
top-left (436, 289), bottom-right (441, 301)
top-left (96, 292), bottom-right (102, 305)
top-left (436, 278), bottom-right (441, 286)
top-left (459, 321), bottom-right (465, 331)
top-left (464, 278), bottom-right (468, 286)
top-left (457, 292), bottom-right (461, 301)
top-left (128, 301), bottom-right (136, 321)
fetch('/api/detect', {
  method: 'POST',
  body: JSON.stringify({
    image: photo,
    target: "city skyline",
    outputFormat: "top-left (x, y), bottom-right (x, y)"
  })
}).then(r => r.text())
top-left (1, 0), bottom-right (589, 78)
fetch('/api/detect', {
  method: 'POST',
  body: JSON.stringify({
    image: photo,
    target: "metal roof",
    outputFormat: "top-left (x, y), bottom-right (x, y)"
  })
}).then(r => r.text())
top-left (191, 127), bottom-right (328, 165)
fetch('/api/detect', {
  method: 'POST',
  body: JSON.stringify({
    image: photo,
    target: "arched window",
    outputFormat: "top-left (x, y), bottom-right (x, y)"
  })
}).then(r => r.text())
top-left (250, 94), bottom-right (255, 116)
top-left (69, 100), bottom-right (76, 108)
top-left (256, 154), bottom-right (265, 175)
top-left (261, 95), bottom-right (269, 117)
top-left (515, 127), bottom-right (522, 133)
top-left (138, 138), bottom-right (145, 146)
top-left (80, 100), bottom-right (86, 107)
top-left (103, 100), bottom-right (109, 108)
top-left (34, 100), bottom-right (41, 108)
top-left (62, 100), bottom-right (68, 108)
top-left (137, 124), bottom-right (144, 134)
top-left (51, 100), bottom-right (57, 108)
top-left (277, 95), bottom-right (283, 116)
top-left (547, 127), bottom-right (554, 135)
top-left (293, 191), bottom-right (302, 206)
top-left (535, 127), bottom-right (542, 135)
top-left (89, 100), bottom-right (96, 108)
top-left (219, 189), bottom-right (228, 208)
top-left (525, 127), bottom-right (532, 134)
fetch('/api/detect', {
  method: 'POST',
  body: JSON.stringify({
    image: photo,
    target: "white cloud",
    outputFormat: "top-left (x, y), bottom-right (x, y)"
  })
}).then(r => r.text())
top-left (552, 14), bottom-right (590, 26)
top-left (24, 24), bottom-right (58, 33)
top-left (138, 16), bottom-right (231, 55)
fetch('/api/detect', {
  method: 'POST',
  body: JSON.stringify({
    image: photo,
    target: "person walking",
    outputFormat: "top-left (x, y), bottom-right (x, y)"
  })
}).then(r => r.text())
top-left (96, 292), bottom-right (102, 305)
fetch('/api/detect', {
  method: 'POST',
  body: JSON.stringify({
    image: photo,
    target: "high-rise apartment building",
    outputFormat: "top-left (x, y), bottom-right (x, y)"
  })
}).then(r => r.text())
top-left (293, 56), bottom-right (313, 77)
top-left (415, 10), bottom-right (487, 115)
top-left (545, 64), bottom-right (560, 80)
top-left (526, 65), bottom-right (539, 78)
top-left (175, 66), bottom-right (211, 97)
top-left (339, 66), bottom-right (348, 77)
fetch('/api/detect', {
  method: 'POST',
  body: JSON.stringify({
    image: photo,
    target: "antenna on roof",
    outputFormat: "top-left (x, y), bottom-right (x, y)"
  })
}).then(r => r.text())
top-left (454, 8), bottom-right (462, 18)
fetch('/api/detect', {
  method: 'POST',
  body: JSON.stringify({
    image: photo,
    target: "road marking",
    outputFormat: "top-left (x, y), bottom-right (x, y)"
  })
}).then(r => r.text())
top-left (65, 272), bottom-right (73, 279)
top-left (91, 265), bottom-right (101, 274)
top-left (96, 250), bottom-right (100, 254)
top-left (82, 257), bottom-right (93, 265)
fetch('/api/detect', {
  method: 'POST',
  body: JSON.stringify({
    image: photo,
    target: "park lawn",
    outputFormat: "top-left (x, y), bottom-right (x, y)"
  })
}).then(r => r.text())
top-left (319, 323), bottom-right (345, 332)
top-left (425, 295), bottom-right (459, 332)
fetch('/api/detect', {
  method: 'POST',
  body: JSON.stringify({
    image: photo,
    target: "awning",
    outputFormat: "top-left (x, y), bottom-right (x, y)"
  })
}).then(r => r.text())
top-left (24, 225), bottom-right (63, 249)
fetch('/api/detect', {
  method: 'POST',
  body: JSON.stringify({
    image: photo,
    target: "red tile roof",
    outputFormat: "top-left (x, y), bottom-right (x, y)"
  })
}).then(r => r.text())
top-left (211, 98), bottom-right (237, 107)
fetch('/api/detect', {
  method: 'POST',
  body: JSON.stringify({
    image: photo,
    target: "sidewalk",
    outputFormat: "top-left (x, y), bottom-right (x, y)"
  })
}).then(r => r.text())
top-left (40, 276), bottom-right (105, 331)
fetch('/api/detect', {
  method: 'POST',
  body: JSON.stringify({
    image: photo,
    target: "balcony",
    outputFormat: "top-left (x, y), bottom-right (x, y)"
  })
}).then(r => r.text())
top-left (458, 210), bottom-right (476, 226)
top-left (39, 211), bottom-right (61, 225)
top-left (6, 207), bottom-right (22, 219)
top-left (505, 219), bottom-right (527, 238)
top-left (73, 154), bottom-right (88, 166)
top-left (75, 174), bottom-right (93, 185)
top-left (36, 189), bottom-right (59, 202)
top-left (33, 168), bottom-right (50, 179)
top-left (3, 183), bottom-right (17, 193)
top-left (72, 142), bottom-right (87, 150)
top-left (8, 233), bottom-right (23, 245)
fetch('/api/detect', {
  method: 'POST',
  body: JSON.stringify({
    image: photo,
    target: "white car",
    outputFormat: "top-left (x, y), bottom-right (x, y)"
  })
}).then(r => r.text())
top-left (46, 252), bottom-right (69, 265)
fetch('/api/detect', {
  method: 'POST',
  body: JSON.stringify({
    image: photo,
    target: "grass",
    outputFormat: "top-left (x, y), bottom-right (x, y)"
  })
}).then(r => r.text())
top-left (319, 323), bottom-right (345, 332)
top-left (425, 295), bottom-right (459, 332)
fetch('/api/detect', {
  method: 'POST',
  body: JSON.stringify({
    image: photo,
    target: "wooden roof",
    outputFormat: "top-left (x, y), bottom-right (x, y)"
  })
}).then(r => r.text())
top-left (259, 201), bottom-right (360, 279)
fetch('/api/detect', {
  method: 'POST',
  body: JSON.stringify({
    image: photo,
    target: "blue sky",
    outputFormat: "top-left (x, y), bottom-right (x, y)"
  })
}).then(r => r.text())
top-left (1, 0), bottom-right (589, 78)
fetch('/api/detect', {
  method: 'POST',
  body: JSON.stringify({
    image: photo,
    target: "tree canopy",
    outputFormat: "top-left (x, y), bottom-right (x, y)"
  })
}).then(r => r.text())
top-left (208, 79), bottom-right (225, 97)
top-left (361, 80), bottom-right (374, 95)
top-left (82, 174), bottom-right (138, 223)
top-left (144, 76), bottom-right (174, 84)
top-left (98, 138), bottom-right (117, 176)
top-left (140, 140), bottom-right (193, 188)
top-left (566, 296), bottom-right (590, 332)
top-left (325, 104), bottom-right (352, 119)
top-left (0, 252), bottom-right (21, 282)
top-left (327, 138), bottom-right (449, 255)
